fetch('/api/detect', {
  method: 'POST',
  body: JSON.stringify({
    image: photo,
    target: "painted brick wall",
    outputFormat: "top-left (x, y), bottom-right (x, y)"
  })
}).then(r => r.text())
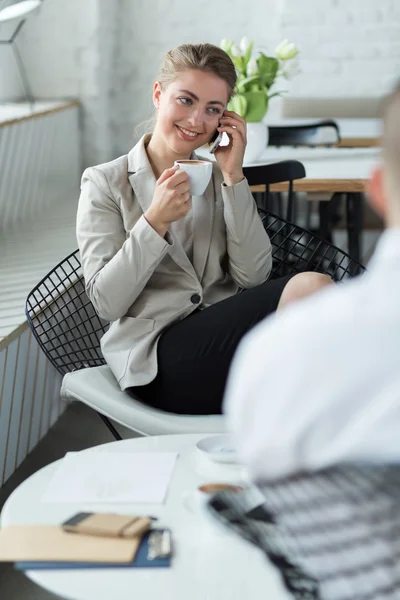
top-left (1, 0), bottom-right (399, 162)
top-left (281, 0), bottom-right (400, 98)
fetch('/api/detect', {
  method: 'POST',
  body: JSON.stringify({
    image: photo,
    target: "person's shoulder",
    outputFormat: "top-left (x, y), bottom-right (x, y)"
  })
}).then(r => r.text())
top-left (82, 154), bottom-right (129, 188)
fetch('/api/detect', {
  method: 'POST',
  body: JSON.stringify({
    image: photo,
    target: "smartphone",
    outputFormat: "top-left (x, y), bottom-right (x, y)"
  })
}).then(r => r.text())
top-left (209, 129), bottom-right (223, 154)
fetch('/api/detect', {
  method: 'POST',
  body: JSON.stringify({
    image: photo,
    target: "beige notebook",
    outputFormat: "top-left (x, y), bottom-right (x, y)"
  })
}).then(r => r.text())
top-left (0, 525), bottom-right (140, 563)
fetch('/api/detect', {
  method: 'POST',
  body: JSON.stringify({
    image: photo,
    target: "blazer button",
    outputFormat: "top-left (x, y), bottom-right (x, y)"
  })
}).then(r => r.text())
top-left (190, 293), bottom-right (201, 304)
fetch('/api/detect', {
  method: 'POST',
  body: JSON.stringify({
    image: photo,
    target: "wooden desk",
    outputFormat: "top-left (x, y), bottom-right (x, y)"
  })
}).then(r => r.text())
top-left (247, 147), bottom-right (381, 262)
top-left (247, 147), bottom-right (379, 194)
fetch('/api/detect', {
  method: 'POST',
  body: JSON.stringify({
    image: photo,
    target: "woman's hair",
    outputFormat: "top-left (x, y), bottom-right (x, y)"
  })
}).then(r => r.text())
top-left (158, 43), bottom-right (237, 100)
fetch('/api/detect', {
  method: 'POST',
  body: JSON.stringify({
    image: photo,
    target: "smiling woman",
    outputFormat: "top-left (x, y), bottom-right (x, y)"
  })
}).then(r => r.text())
top-left (76, 42), bottom-right (332, 415)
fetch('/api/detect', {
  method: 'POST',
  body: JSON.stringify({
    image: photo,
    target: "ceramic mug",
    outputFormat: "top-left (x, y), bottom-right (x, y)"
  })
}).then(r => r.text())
top-left (174, 159), bottom-right (213, 196)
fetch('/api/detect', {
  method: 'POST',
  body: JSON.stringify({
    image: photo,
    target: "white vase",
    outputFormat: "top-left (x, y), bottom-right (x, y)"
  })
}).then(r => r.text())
top-left (244, 122), bottom-right (269, 164)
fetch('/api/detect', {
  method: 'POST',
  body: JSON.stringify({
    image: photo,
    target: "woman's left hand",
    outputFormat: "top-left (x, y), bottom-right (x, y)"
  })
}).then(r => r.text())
top-left (214, 110), bottom-right (247, 186)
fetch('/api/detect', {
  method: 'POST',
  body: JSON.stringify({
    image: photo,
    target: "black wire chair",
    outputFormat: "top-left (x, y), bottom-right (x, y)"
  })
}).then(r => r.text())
top-left (25, 218), bottom-right (365, 375)
top-left (25, 215), bottom-right (365, 438)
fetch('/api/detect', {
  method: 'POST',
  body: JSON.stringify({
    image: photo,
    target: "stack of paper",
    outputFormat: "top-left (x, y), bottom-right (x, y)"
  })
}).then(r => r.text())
top-left (41, 451), bottom-right (178, 504)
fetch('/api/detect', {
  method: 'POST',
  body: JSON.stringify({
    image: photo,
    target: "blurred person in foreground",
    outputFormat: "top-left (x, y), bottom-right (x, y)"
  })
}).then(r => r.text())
top-left (223, 82), bottom-right (400, 481)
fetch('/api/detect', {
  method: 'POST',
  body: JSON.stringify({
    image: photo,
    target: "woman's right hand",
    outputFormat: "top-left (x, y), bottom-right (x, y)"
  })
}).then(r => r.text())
top-left (144, 165), bottom-right (191, 237)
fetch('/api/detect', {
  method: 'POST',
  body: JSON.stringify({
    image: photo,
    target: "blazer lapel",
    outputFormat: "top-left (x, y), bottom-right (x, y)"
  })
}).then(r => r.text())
top-left (127, 136), bottom-right (197, 280)
top-left (192, 176), bottom-right (215, 282)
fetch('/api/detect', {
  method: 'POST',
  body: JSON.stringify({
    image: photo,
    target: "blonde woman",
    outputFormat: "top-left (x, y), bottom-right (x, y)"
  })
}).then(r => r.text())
top-left (77, 43), bottom-right (330, 415)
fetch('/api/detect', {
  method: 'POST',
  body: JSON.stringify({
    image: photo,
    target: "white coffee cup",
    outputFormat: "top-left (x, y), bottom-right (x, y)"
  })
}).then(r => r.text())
top-left (174, 159), bottom-right (213, 196)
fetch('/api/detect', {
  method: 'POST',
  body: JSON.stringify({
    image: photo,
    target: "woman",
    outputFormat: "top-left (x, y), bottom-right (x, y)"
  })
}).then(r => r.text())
top-left (77, 43), bottom-right (330, 415)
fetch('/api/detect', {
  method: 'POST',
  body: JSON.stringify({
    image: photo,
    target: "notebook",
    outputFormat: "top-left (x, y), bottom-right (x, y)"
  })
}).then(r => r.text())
top-left (15, 531), bottom-right (171, 570)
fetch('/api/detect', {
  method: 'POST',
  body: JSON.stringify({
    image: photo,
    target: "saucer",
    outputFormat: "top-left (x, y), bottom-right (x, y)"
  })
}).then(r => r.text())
top-left (196, 434), bottom-right (239, 464)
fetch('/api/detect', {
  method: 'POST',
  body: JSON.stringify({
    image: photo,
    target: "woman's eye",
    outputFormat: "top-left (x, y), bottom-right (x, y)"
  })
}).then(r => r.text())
top-left (207, 107), bottom-right (222, 115)
top-left (178, 97), bottom-right (192, 105)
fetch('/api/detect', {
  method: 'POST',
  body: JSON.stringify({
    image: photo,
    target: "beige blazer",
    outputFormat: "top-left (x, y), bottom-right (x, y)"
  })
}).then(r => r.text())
top-left (76, 135), bottom-right (272, 390)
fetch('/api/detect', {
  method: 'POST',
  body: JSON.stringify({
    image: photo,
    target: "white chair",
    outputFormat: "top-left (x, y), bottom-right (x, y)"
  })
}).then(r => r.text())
top-left (61, 365), bottom-right (224, 438)
top-left (26, 250), bottom-right (224, 440)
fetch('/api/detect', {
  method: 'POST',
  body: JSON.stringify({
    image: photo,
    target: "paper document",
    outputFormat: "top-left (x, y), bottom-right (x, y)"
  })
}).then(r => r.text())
top-left (41, 452), bottom-right (178, 504)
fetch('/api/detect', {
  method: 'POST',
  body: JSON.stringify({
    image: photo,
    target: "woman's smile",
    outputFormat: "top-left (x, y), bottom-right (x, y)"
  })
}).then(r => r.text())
top-left (175, 125), bottom-right (202, 141)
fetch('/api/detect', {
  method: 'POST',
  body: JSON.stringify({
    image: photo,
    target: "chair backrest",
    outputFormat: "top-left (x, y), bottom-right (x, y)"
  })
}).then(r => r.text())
top-left (25, 250), bottom-right (107, 376)
top-left (268, 120), bottom-right (340, 147)
top-left (261, 212), bottom-right (365, 281)
top-left (243, 159), bottom-right (306, 221)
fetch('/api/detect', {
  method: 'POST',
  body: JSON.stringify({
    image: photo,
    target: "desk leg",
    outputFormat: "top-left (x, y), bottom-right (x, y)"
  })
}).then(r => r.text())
top-left (318, 193), bottom-right (341, 243)
top-left (346, 192), bottom-right (363, 263)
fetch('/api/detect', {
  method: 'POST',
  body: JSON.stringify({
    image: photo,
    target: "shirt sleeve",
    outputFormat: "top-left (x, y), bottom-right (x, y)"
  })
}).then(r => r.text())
top-left (223, 279), bottom-right (400, 481)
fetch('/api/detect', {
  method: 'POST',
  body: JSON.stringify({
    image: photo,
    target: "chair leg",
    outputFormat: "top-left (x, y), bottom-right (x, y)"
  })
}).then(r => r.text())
top-left (286, 181), bottom-right (294, 221)
top-left (97, 412), bottom-right (123, 441)
top-left (318, 193), bottom-right (342, 243)
top-left (305, 200), bottom-right (314, 230)
top-left (346, 192), bottom-right (364, 263)
top-left (318, 201), bottom-right (334, 244)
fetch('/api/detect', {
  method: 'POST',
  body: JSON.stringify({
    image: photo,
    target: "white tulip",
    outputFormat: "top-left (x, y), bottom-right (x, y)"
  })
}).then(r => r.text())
top-left (282, 58), bottom-right (300, 79)
top-left (239, 36), bottom-right (250, 54)
top-left (230, 44), bottom-right (242, 57)
top-left (220, 39), bottom-right (231, 52)
top-left (275, 39), bottom-right (299, 61)
top-left (247, 57), bottom-right (258, 76)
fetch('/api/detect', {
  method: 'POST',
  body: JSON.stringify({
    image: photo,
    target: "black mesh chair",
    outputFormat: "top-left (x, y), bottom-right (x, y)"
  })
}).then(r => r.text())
top-left (25, 150), bottom-right (366, 443)
top-left (25, 212), bottom-right (365, 441)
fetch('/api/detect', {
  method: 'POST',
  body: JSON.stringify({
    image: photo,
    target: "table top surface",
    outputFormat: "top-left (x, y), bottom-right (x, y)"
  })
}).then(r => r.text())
top-left (248, 146), bottom-right (381, 177)
top-left (1, 434), bottom-right (289, 600)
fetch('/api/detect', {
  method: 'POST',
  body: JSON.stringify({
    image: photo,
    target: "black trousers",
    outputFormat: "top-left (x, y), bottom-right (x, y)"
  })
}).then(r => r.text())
top-left (127, 274), bottom-right (295, 415)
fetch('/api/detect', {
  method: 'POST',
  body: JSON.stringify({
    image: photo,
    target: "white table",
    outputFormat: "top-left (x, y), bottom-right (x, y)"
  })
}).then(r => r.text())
top-left (0, 434), bottom-right (290, 600)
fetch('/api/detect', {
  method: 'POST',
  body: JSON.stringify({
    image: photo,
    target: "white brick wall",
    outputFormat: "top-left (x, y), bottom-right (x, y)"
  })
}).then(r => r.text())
top-left (1, 0), bottom-right (399, 163)
top-left (281, 0), bottom-right (400, 98)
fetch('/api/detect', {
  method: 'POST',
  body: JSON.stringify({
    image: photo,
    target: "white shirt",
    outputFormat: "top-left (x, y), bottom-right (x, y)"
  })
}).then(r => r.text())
top-left (223, 229), bottom-right (400, 481)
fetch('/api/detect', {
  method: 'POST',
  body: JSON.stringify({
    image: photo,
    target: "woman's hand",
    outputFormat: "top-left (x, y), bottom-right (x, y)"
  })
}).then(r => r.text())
top-left (145, 165), bottom-right (191, 237)
top-left (214, 110), bottom-right (247, 186)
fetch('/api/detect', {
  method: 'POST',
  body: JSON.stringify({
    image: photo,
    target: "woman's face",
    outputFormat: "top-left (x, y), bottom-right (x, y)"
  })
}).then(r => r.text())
top-left (152, 69), bottom-right (230, 155)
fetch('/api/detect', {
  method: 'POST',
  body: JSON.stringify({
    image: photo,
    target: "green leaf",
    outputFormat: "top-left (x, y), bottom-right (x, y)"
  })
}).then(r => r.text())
top-left (231, 54), bottom-right (245, 75)
top-left (256, 54), bottom-right (279, 88)
top-left (237, 75), bottom-right (261, 93)
top-left (228, 94), bottom-right (248, 118)
top-left (242, 90), bottom-right (268, 122)
top-left (243, 40), bottom-right (254, 70)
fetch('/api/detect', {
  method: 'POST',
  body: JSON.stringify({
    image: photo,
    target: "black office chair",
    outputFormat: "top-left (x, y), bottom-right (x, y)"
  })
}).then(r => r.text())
top-left (268, 120), bottom-right (341, 147)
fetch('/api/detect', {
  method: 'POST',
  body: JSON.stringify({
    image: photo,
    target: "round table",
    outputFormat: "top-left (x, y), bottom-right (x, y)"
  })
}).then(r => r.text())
top-left (1, 434), bottom-right (289, 600)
